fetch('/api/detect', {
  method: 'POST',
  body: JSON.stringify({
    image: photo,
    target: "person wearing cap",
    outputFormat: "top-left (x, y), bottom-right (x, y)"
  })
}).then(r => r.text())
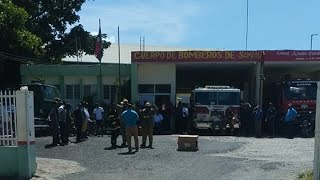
top-left (118, 99), bottom-right (129, 147)
top-left (284, 103), bottom-right (297, 139)
top-left (93, 103), bottom-right (105, 137)
top-left (121, 103), bottom-right (139, 153)
top-left (140, 102), bottom-right (158, 148)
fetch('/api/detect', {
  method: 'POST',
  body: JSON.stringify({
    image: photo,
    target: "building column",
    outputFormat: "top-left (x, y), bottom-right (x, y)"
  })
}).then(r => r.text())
top-left (59, 76), bottom-right (65, 99)
top-left (131, 63), bottom-right (138, 103)
top-left (80, 78), bottom-right (84, 101)
top-left (255, 62), bottom-right (262, 106)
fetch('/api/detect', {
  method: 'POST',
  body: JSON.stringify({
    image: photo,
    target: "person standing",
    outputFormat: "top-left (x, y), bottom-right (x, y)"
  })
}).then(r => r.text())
top-left (74, 103), bottom-right (84, 143)
top-left (265, 102), bottom-right (277, 138)
top-left (93, 103), bottom-right (105, 137)
top-left (140, 102), bottom-right (158, 148)
top-left (58, 101), bottom-right (67, 145)
top-left (121, 104), bottom-right (139, 153)
top-left (254, 105), bottom-right (263, 138)
top-left (46, 100), bottom-right (60, 148)
top-left (181, 103), bottom-right (189, 134)
top-left (153, 112), bottom-right (164, 135)
top-left (82, 102), bottom-right (90, 140)
top-left (106, 104), bottom-right (121, 149)
top-left (285, 104), bottom-right (297, 139)
top-left (118, 99), bottom-right (129, 147)
top-left (65, 103), bottom-right (72, 143)
top-left (175, 102), bottom-right (183, 133)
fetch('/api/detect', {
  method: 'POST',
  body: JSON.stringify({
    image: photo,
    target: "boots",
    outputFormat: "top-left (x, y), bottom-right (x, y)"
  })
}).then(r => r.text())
top-left (140, 143), bottom-right (146, 148)
top-left (146, 143), bottom-right (153, 149)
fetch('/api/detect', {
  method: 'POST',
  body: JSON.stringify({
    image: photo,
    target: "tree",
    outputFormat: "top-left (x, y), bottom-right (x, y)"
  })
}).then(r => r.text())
top-left (12, 0), bottom-right (110, 62)
top-left (0, 0), bottom-right (43, 57)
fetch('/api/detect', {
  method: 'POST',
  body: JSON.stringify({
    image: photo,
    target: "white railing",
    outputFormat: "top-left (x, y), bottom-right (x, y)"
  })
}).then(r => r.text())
top-left (0, 90), bottom-right (17, 146)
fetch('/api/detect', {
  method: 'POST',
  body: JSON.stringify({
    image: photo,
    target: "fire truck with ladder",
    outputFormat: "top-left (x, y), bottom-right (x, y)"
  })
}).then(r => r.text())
top-left (190, 86), bottom-right (241, 135)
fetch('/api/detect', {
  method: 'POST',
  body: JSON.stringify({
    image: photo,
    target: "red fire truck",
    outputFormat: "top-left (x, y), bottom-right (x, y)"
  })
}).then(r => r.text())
top-left (276, 79), bottom-right (316, 135)
top-left (190, 86), bottom-right (241, 135)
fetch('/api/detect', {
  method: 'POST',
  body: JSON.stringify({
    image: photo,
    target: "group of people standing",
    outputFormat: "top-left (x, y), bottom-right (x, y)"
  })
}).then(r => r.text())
top-left (46, 98), bottom-right (73, 148)
top-left (240, 102), bottom-right (298, 139)
top-left (47, 98), bottom-right (105, 148)
top-left (107, 99), bottom-right (159, 153)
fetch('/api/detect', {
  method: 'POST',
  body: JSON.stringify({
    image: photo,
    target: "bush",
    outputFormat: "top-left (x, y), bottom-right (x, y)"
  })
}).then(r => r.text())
top-left (297, 170), bottom-right (313, 180)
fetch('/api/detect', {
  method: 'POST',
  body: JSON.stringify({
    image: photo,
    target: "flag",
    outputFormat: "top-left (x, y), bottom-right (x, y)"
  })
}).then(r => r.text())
top-left (94, 19), bottom-right (103, 61)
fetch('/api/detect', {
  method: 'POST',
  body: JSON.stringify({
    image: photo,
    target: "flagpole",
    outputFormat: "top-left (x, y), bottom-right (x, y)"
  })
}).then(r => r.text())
top-left (99, 19), bottom-right (102, 101)
top-left (118, 26), bottom-right (121, 100)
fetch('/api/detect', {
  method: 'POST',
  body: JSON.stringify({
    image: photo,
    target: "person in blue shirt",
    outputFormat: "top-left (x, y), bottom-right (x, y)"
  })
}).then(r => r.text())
top-left (254, 105), bottom-right (263, 138)
top-left (121, 103), bottom-right (139, 153)
top-left (284, 104), bottom-right (297, 139)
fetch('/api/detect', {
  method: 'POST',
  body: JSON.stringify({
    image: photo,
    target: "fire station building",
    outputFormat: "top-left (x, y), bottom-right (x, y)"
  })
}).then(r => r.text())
top-left (131, 50), bottom-right (320, 107)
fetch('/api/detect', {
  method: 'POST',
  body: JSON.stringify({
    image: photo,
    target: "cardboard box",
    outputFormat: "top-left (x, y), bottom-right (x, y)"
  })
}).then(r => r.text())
top-left (177, 135), bottom-right (198, 151)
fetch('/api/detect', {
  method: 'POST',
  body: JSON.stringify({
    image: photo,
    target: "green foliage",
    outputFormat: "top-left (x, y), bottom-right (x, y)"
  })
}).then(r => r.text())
top-left (297, 170), bottom-right (313, 180)
top-left (0, 0), bottom-right (111, 62)
top-left (0, 0), bottom-right (43, 57)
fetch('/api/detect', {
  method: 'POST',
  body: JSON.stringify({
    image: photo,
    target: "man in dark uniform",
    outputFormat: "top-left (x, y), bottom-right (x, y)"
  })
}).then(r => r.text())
top-left (265, 102), bottom-right (277, 138)
top-left (105, 104), bottom-right (121, 149)
top-left (74, 103), bottom-right (84, 143)
top-left (65, 103), bottom-right (72, 143)
top-left (140, 102), bottom-right (158, 148)
top-left (45, 99), bottom-right (60, 148)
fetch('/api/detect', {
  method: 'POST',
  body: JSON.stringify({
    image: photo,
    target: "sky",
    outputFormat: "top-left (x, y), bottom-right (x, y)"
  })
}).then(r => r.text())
top-left (77, 0), bottom-right (320, 50)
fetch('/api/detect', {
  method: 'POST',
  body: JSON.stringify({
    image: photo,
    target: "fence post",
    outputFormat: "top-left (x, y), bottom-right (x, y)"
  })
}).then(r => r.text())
top-left (16, 88), bottom-right (36, 178)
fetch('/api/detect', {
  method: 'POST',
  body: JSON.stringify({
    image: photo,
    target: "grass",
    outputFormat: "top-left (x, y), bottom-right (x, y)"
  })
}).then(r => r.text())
top-left (297, 170), bottom-right (313, 180)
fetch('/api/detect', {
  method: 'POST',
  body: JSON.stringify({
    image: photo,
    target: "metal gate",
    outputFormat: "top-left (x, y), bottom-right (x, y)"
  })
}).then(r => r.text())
top-left (0, 90), bottom-right (17, 146)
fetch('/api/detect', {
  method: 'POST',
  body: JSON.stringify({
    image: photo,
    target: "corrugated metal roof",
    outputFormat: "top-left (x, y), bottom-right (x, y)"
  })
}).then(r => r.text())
top-left (63, 44), bottom-right (218, 64)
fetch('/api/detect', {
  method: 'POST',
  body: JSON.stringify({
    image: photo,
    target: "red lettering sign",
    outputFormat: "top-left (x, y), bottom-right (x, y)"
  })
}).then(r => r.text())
top-left (131, 50), bottom-right (320, 62)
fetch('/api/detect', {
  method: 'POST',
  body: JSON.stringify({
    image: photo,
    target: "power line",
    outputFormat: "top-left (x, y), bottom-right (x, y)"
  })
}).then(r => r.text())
top-left (245, 0), bottom-right (249, 50)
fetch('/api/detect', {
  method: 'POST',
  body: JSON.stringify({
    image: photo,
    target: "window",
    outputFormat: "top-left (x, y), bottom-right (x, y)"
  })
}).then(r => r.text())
top-left (194, 92), bottom-right (217, 105)
top-left (104, 85), bottom-right (116, 101)
top-left (155, 84), bottom-right (171, 93)
top-left (138, 84), bottom-right (154, 93)
top-left (84, 85), bottom-right (97, 97)
top-left (66, 85), bottom-right (80, 99)
top-left (217, 92), bottom-right (240, 105)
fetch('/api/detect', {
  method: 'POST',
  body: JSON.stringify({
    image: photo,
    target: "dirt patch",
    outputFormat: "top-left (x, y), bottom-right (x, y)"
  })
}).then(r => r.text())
top-left (31, 158), bottom-right (85, 180)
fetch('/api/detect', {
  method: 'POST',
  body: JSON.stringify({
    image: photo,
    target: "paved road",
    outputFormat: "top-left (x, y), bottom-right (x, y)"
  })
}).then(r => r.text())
top-left (33, 135), bottom-right (314, 180)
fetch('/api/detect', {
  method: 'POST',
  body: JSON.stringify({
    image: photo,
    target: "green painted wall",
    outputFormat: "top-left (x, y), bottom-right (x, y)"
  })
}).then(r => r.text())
top-left (17, 145), bottom-right (36, 178)
top-left (20, 64), bottom-right (131, 77)
top-left (0, 145), bottom-right (36, 178)
top-left (0, 147), bottom-right (18, 176)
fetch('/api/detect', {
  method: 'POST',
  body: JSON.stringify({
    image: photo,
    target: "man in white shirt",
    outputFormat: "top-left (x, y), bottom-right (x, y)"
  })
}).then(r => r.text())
top-left (181, 103), bottom-right (189, 134)
top-left (93, 103), bottom-right (104, 137)
top-left (153, 112), bottom-right (164, 135)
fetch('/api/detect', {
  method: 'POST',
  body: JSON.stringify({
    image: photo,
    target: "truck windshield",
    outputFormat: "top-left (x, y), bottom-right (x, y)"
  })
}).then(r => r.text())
top-left (194, 92), bottom-right (217, 105)
top-left (41, 86), bottom-right (60, 100)
top-left (284, 83), bottom-right (317, 100)
top-left (194, 91), bottom-right (240, 105)
top-left (217, 92), bottom-right (240, 105)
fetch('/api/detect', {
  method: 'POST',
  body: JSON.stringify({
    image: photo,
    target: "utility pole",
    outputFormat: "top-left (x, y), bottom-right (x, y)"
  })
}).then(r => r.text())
top-left (314, 81), bottom-right (320, 180)
top-left (245, 0), bottom-right (249, 50)
top-left (311, 34), bottom-right (318, 50)
top-left (118, 26), bottom-right (121, 100)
